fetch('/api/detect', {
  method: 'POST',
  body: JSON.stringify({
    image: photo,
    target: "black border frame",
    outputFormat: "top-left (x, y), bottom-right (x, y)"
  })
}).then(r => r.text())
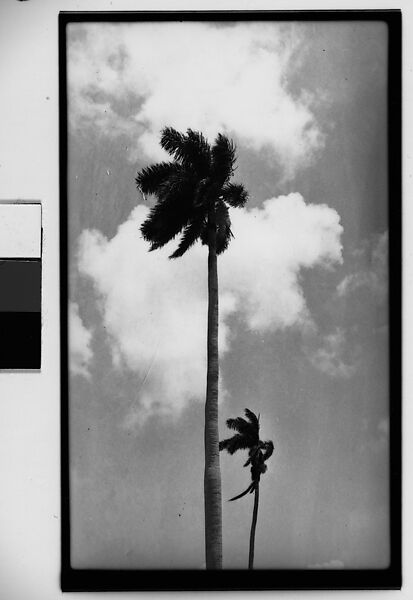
top-left (60, 10), bottom-right (402, 592)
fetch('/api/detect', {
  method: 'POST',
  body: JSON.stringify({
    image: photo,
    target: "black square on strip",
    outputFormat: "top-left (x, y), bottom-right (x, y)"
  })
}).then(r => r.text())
top-left (0, 260), bottom-right (41, 369)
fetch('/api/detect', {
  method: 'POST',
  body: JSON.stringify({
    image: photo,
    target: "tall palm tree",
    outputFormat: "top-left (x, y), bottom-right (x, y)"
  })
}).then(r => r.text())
top-left (220, 408), bottom-right (274, 569)
top-left (135, 127), bottom-right (248, 569)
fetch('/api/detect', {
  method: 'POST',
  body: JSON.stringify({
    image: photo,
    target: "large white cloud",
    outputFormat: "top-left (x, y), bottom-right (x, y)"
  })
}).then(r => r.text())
top-left (220, 194), bottom-right (342, 331)
top-left (67, 22), bottom-right (323, 179)
top-left (77, 194), bottom-right (342, 422)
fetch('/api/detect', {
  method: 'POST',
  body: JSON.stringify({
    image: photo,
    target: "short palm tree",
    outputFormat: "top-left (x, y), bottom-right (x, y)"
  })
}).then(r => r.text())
top-left (135, 127), bottom-right (248, 569)
top-left (220, 408), bottom-right (274, 569)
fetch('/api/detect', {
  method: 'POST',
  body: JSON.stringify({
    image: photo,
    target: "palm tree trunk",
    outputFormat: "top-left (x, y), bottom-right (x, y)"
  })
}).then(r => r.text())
top-left (248, 483), bottom-right (259, 569)
top-left (204, 209), bottom-right (222, 569)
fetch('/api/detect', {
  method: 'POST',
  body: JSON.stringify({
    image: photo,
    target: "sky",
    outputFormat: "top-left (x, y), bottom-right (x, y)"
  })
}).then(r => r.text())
top-left (66, 19), bottom-right (389, 570)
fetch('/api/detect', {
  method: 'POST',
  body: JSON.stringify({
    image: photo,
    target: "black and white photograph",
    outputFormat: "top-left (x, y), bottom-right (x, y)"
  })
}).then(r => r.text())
top-left (61, 11), bottom-right (401, 590)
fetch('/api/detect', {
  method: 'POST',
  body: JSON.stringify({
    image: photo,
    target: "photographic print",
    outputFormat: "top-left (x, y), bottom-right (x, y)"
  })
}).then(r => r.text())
top-left (60, 11), bottom-right (401, 591)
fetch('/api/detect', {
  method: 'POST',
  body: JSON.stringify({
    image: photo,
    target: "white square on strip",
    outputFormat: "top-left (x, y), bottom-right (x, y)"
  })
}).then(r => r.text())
top-left (0, 203), bottom-right (41, 258)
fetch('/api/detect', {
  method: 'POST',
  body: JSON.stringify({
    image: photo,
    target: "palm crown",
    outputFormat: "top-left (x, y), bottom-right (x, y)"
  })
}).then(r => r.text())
top-left (220, 408), bottom-right (274, 569)
top-left (135, 127), bottom-right (248, 258)
top-left (220, 408), bottom-right (274, 501)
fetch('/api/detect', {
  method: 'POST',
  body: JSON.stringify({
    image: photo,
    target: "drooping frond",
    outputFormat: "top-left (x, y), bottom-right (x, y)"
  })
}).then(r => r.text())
top-left (141, 210), bottom-right (186, 251)
top-left (140, 196), bottom-right (187, 245)
top-left (215, 200), bottom-right (233, 255)
top-left (169, 214), bottom-right (206, 259)
top-left (262, 440), bottom-right (274, 462)
top-left (243, 444), bottom-right (260, 468)
top-left (250, 445), bottom-right (266, 467)
top-left (211, 133), bottom-right (236, 186)
top-left (135, 162), bottom-right (182, 195)
top-left (219, 433), bottom-right (253, 455)
top-left (160, 127), bottom-right (211, 175)
top-left (243, 455), bottom-right (252, 468)
top-left (222, 182), bottom-right (249, 208)
top-left (140, 175), bottom-right (195, 250)
top-left (228, 482), bottom-right (255, 502)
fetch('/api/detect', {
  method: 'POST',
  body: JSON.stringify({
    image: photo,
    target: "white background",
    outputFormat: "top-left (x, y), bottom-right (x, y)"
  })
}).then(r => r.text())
top-left (0, 1), bottom-right (410, 599)
top-left (0, 204), bottom-right (41, 258)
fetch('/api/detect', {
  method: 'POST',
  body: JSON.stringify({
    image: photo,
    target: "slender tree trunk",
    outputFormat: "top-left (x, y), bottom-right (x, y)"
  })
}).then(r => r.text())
top-left (248, 483), bottom-right (260, 569)
top-left (204, 209), bottom-right (222, 569)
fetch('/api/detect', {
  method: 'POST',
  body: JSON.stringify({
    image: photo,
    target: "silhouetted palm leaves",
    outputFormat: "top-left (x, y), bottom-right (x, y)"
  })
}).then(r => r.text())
top-left (136, 127), bottom-right (248, 259)
top-left (220, 408), bottom-right (274, 568)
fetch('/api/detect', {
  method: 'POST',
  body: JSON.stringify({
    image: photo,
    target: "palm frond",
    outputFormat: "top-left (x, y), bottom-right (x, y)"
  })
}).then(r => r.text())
top-left (135, 162), bottom-right (181, 195)
top-left (154, 168), bottom-right (195, 201)
top-left (219, 433), bottom-right (253, 455)
top-left (211, 133), bottom-right (236, 185)
top-left (139, 167), bottom-right (199, 250)
top-left (160, 127), bottom-right (211, 175)
top-left (140, 194), bottom-right (192, 250)
top-left (160, 127), bottom-right (186, 158)
top-left (222, 182), bottom-right (249, 208)
top-left (140, 197), bottom-right (187, 244)
top-left (228, 482), bottom-right (255, 502)
top-left (141, 215), bottom-right (183, 251)
top-left (183, 129), bottom-right (212, 175)
top-left (225, 413), bottom-right (259, 442)
top-left (243, 445), bottom-right (262, 468)
top-left (226, 416), bottom-right (252, 435)
top-left (262, 440), bottom-right (274, 462)
top-left (243, 455), bottom-right (252, 468)
top-left (244, 408), bottom-right (260, 430)
top-left (169, 214), bottom-right (206, 259)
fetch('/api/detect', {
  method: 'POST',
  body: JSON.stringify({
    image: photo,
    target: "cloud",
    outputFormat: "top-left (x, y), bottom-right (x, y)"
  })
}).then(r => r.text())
top-left (220, 194), bottom-right (343, 331)
top-left (77, 194), bottom-right (342, 422)
top-left (69, 301), bottom-right (93, 378)
top-left (305, 231), bottom-right (389, 377)
top-left (307, 328), bottom-right (357, 378)
top-left (308, 559), bottom-right (345, 569)
top-left (77, 206), bottom-right (234, 424)
top-left (67, 22), bottom-right (324, 179)
top-left (337, 231), bottom-right (388, 301)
